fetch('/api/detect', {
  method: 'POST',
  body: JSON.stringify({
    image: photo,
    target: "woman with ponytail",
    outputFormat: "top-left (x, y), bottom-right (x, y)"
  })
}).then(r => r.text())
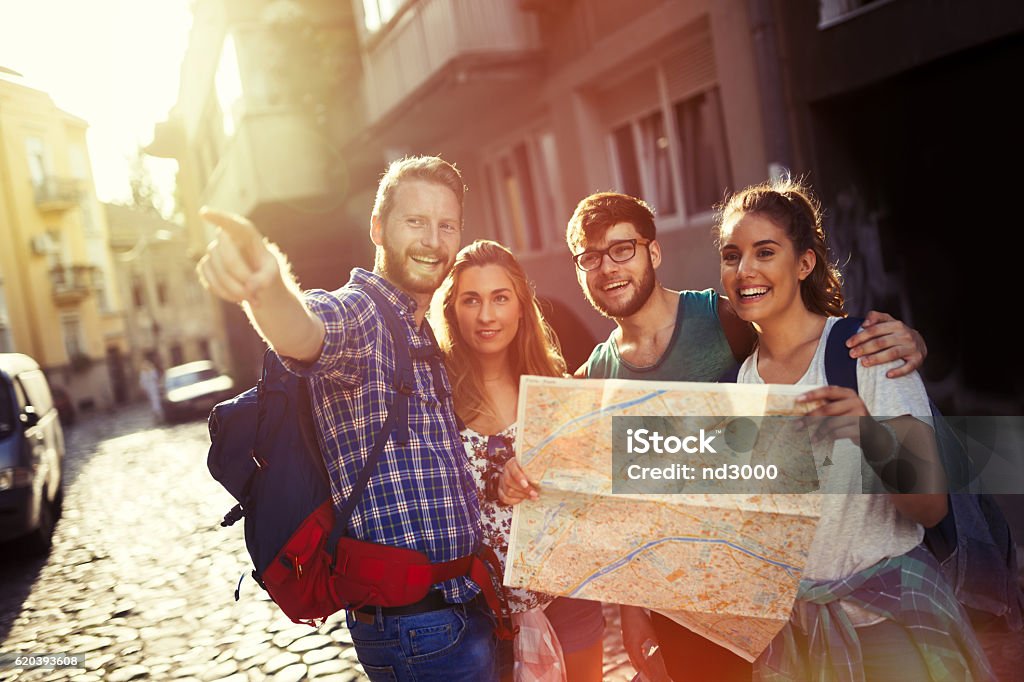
top-left (716, 178), bottom-right (993, 681)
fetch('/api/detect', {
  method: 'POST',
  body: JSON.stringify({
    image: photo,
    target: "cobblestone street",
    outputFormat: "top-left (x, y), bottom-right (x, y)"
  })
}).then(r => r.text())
top-left (1, 404), bottom-right (1019, 681)
top-left (0, 405), bottom-right (636, 681)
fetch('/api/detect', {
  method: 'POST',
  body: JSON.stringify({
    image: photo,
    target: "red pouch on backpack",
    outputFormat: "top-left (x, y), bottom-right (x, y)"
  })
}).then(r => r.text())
top-left (332, 536), bottom-right (467, 608)
top-left (258, 499), bottom-right (471, 622)
top-left (259, 500), bottom-right (343, 623)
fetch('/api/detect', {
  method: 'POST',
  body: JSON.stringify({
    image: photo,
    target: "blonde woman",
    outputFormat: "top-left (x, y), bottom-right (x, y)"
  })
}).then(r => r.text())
top-left (433, 240), bottom-right (589, 681)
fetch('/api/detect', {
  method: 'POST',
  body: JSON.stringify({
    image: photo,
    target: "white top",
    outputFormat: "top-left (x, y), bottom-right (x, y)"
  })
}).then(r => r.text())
top-left (738, 317), bottom-right (931, 625)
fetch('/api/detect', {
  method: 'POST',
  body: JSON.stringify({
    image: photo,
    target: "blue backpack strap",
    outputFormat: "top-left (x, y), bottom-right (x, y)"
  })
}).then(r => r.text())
top-left (718, 315), bottom-right (864, 386)
top-left (415, 317), bottom-right (449, 400)
top-left (365, 286), bottom-right (416, 446)
top-left (329, 286), bottom-right (416, 538)
top-left (824, 316), bottom-right (863, 391)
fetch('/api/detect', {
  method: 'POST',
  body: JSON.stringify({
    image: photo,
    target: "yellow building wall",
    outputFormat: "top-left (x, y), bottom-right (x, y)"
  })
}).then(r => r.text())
top-left (1, 76), bottom-right (120, 408)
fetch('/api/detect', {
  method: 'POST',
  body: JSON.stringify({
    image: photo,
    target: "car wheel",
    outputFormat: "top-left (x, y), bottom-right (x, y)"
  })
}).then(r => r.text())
top-left (23, 495), bottom-right (57, 556)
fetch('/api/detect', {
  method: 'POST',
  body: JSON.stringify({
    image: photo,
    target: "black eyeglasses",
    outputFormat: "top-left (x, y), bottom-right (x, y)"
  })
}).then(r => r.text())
top-left (572, 238), bottom-right (651, 272)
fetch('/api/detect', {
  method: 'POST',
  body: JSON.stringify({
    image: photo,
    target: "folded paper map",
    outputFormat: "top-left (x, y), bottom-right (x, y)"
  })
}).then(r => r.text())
top-left (505, 376), bottom-right (826, 661)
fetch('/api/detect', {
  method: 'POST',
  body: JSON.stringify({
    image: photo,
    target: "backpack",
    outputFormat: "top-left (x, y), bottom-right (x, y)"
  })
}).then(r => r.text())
top-left (823, 317), bottom-right (1023, 630)
top-left (207, 285), bottom-right (516, 636)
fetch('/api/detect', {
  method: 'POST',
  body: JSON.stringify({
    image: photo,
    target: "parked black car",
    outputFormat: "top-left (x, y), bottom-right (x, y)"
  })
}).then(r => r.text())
top-left (161, 361), bottom-right (236, 423)
top-left (0, 353), bottom-right (65, 554)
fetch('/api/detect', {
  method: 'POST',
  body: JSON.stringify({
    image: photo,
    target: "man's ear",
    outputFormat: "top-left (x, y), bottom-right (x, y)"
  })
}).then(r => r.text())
top-left (797, 249), bottom-right (816, 281)
top-left (370, 215), bottom-right (383, 246)
top-left (649, 239), bottom-right (662, 270)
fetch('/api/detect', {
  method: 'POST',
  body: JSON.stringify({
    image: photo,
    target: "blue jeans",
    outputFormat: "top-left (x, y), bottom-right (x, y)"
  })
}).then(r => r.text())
top-left (346, 600), bottom-right (497, 681)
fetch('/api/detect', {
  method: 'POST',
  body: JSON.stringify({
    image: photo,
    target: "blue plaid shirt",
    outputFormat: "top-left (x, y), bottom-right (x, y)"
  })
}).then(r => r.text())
top-left (281, 268), bottom-right (482, 603)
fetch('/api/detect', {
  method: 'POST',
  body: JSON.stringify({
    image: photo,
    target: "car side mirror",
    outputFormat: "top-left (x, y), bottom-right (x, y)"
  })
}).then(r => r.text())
top-left (20, 406), bottom-right (40, 428)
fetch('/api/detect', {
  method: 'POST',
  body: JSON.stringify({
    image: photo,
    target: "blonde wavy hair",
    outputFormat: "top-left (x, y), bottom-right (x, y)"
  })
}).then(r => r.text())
top-left (431, 240), bottom-right (566, 425)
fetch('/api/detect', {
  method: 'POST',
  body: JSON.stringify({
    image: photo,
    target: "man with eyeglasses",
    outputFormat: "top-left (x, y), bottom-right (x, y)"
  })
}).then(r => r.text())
top-left (500, 191), bottom-right (929, 681)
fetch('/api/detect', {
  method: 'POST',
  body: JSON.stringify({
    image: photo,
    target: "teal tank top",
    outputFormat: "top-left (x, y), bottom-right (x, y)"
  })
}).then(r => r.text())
top-left (582, 289), bottom-right (736, 381)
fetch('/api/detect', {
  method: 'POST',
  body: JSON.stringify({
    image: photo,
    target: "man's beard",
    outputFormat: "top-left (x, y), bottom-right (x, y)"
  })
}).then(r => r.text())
top-left (375, 235), bottom-right (451, 296)
top-left (583, 255), bottom-right (656, 319)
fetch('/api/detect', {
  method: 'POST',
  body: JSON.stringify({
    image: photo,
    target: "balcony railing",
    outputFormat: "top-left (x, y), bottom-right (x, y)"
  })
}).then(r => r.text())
top-left (33, 176), bottom-right (84, 212)
top-left (50, 263), bottom-right (99, 305)
top-left (363, 0), bottom-right (540, 125)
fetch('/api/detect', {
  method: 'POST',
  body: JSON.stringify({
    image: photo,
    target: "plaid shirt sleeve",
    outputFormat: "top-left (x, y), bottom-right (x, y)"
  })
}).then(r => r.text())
top-left (278, 288), bottom-right (374, 387)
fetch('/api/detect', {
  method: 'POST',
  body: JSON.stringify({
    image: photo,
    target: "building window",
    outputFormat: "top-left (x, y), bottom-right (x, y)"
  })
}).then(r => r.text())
top-left (80, 204), bottom-right (97, 236)
top-left (674, 89), bottom-right (731, 216)
top-left (132, 277), bottom-right (146, 309)
top-left (86, 239), bottom-right (111, 312)
top-left (361, 0), bottom-right (407, 32)
top-left (482, 131), bottom-right (562, 254)
top-left (215, 34), bottom-right (245, 138)
top-left (611, 111), bottom-right (678, 217)
top-left (156, 278), bottom-right (169, 306)
top-left (61, 314), bottom-right (84, 360)
top-left (25, 136), bottom-right (51, 189)
top-left (196, 103), bottom-right (225, 188)
top-left (69, 143), bottom-right (89, 180)
top-left (611, 125), bottom-right (642, 200)
top-left (819, 0), bottom-right (893, 28)
top-left (610, 87), bottom-right (731, 220)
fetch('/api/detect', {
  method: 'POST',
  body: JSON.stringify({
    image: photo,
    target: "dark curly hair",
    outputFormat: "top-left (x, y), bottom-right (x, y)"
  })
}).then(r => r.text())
top-left (565, 192), bottom-right (656, 253)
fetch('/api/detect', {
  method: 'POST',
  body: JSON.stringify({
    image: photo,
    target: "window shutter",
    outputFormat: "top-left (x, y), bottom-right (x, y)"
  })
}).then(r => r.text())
top-left (594, 68), bottom-right (660, 127)
top-left (662, 30), bottom-right (716, 101)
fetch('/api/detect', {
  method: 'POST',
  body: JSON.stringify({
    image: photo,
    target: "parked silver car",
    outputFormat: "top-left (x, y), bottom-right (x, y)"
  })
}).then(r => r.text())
top-left (0, 353), bottom-right (65, 553)
top-left (160, 360), bottom-right (236, 423)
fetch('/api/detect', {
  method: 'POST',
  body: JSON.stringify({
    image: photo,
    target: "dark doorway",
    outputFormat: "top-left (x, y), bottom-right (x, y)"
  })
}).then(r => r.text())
top-left (169, 344), bottom-right (184, 367)
top-left (809, 34), bottom-right (1024, 413)
top-left (106, 346), bottom-right (128, 404)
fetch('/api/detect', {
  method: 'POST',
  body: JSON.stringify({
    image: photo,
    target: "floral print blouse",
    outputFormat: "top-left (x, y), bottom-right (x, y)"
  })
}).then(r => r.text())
top-left (460, 423), bottom-right (555, 614)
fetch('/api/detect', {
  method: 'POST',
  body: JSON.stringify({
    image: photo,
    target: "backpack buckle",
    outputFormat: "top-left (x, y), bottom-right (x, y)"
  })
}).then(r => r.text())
top-left (396, 373), bottom-right (415, 396)
top-left (252, 451), bottom-right (268, 469)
